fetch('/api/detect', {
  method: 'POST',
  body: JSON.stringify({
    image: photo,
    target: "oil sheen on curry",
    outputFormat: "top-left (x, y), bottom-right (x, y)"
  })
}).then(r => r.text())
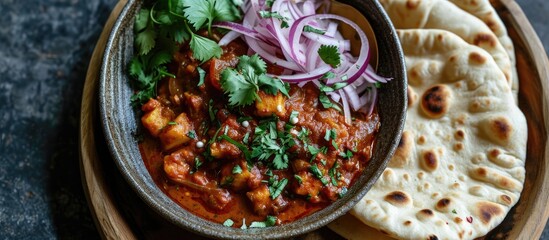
top-left (131, 0), bottom-right (387, 228)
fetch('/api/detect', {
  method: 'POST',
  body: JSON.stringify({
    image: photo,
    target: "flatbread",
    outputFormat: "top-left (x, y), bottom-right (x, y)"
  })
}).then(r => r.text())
top-left (448, 0), bottom-right (518, 101)
top-left (378, 0), bottom-right (517, 102)
top-left (329, 29), bottom-right (527, 239)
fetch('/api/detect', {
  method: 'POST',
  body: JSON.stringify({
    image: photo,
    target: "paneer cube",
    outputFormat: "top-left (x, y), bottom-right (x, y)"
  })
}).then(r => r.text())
top-left (158, 113), bottom-right (193, 151)
top-left (141, 99), bottom-right (174, 137)
top-left (220, 160), bottom-right (251, 191)
top-left (255, 91), bottom-right (287, 118)
top-left (246, 184), bottom-right (272, 216)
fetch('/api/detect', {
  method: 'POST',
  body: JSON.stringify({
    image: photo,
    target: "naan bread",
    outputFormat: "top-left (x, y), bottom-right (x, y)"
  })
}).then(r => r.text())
top-left (329, 29), bottom-right (527, 239)
top-left (449, 0), bottom-right (519, 101)
top-left (378, 0), bottom-right (517, 101)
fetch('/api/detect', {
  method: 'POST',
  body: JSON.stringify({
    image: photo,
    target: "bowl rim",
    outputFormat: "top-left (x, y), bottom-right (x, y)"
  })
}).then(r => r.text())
top-left (98, 0), bottom-right (407, 239)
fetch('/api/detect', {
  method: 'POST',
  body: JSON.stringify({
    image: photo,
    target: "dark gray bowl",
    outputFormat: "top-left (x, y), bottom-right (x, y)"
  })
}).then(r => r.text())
top-left (99, 0), bottom-right (407, 239)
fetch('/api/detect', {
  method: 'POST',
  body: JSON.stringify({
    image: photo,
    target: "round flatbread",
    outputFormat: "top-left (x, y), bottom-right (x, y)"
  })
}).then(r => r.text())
top-left (448, 0), bottom-right (518, 101)
top-left (378, 0), bottom-right (516, 101)
top-left (330, 29), bottom-right (527, 240)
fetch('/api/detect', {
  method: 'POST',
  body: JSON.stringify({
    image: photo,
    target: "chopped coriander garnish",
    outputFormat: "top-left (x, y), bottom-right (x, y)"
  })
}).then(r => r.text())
top-left (187, 130), bottom-right (197, 139)
top-left (320, 159), bottom-right (327, 166)
top-left (249, 216), bottom-right (277, 228)
top-left (452, 209), bottom-right (457, 214)
top-left (258, 11), bottom-right (286, 20)
top-left (222, 176), bottom-right (234, 186)
top-left (309, 165), bottom-right (328, 185)
top-left (197, 67), bottom-right (206, 86)
top-left (223, 219), bottom-right (234, 227)
top-left (308, 145), bottom-right (321, 161)
top-left (220, 54), bottom-right (289, 107)
top-left (320, 71), bottom-right (336, 80)
top-left (251, 118), bottom-right (295, 170)
top-left (329, 162), bottom-right (340, 186)
top-left (242, 132), bottom-right (250, 144)
top-left (168, 121), bottom-right (177, 125)
top-left (339, 150), bottom-right (354, 159)
top-left (280, 21), bottom-right (289, 28)
top-left (338, 187), bottom-right (348, 198)
top-left (318, 45), bottom-right (341, 68)
top-left (232, 165), bottom-right (242, 174)
top-left (269, 178), bottom-right (288, 199)
top-left (190, 157), bottom-right (202, 174)
top-left (220, 134), bottom-right (251, 160)
top-left (319, 92), bottom-right (342, 111)
top-left (324, 129), bottom-right (332, 141)
top-left (208, 99), bottom-right (217, 123)
top-left (333, 82), bottom-right (348, 90)
top-left (294, 174), bottom-right (303, 184)
top-left (332, 140), bottom-right (338, 149)
top-left (303, 25), bottom-right (326, 35)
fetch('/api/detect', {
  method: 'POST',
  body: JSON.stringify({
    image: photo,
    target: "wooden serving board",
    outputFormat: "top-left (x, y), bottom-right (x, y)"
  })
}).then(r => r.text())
top-left (79, 0), bottom-right (549, 239)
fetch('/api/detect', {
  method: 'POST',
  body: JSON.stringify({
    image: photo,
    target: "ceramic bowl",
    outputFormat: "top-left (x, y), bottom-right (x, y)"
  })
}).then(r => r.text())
top-left (99, 0), bottom-right (407, 239)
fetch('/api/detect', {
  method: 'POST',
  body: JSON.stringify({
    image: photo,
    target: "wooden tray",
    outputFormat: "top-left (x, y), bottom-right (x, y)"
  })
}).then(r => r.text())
top-left (79, 0), bottom-right (549, 239)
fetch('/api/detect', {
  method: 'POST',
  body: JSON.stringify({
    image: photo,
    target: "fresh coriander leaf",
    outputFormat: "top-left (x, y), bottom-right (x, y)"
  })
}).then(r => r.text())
top-left (214, 0), bottom-right (241, 22)
top-left (259, 76), bottom-right (289, 97)
top-left (168, 121), bottom-right (177, 125)
top-left (242, 132), bottom-right (250, 144)
top-left (332, 140), bottom-right (338, 149)
top-left (320, 159), bottom-right (326, 166)
top-left (319, 92), bottom-right (342, 111)
top-left (294, 175), bottom-right (303, 184)
top-left (193, 157), bottom-right (203, 173)
top-left (183, 0), bottom-right (215, 31)
top-left (303, 25), bottom-right (326, 35)
top-left (320, 85), bottom-right (334, 93)
top-left (338, 187), bottom-right (348, 198)
top-left (237, 54), bottom-right (267, 74)
top-left (265, 0), bottom-right (274, 7)
top-left (222, 176), bottom-right (234, 186)
top-left (333, 82), bottom-right (347, 90)
top-left (223, 219), bottom-right (234, 227)
top-left (324, 128), bottom-right (332, 141)
top-left (259, 11), bottom-right (285, 20)
top-left (187, 130), bottom-right (197, 139)
top-left (280, 21), bottom-right (289, 28)
top-left (452, 209), bottom-right (457, 214)
top-left (308, 145), bottom-right (321, 161)
top-left (339, 150), bottom-right (353, 159)
top-left (150, 50), bottom-right (173, 69)
top-left (135, 9), bottom-right (150, 32)
top-left (320, 71), bottom-right (336, 80)
top-left (374, 82), bottom-right (382, 88)
top-left (232, 165), bottom-right (242, 174)
top-left (220, 68), bottom-right (258, 106)
top-left (136, 28), bottom-right (157, 56)
top-left (269, 178), bottom-right (288, 199)
top-left (272, 154), bottom-right (288, 170)
top-left (189, 34), bottom-right (222, 62)
top-left (309, 165), bottom-right (323, 179)
top-left (318, 45), bottom-right (341, 68)
top-left (197, 67), bottom-right (206, 86)
top-left (250, 216), bottom-right (277, 228)
top-left (220, 135), bottom-right (251, 160)
top-left (329, 162), bottom-right (340, 186)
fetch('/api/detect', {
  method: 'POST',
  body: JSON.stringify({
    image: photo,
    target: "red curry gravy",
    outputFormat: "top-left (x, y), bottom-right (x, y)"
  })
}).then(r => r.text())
top-left (138, 39), bottom-right (379, 227)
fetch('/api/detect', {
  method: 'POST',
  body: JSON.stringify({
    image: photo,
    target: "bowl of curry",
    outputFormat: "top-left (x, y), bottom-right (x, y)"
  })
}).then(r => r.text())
top-left (99, 0), bottom-right (406, 239)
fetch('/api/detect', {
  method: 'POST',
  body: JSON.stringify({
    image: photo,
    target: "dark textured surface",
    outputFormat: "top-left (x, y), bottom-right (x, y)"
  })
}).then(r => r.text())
top-left (0, 0), bottom-right (547, 239)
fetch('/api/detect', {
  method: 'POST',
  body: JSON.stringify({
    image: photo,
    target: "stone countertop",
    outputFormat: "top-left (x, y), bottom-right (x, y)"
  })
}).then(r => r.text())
top-left (0, 0), bottom-right (547, 239)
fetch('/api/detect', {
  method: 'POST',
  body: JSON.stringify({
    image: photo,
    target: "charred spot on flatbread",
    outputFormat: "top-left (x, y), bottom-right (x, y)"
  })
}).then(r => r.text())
top-left (421, 85), bottom-right (451, 118)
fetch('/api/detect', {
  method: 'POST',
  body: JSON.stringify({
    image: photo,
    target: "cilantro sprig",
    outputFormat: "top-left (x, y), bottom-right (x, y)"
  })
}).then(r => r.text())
top-left (220, 54), bottom-right (289, 107)
top-left (129, 0), bottom-right (241, 106)
top-left (318, 45), bottom-right (341, 68)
